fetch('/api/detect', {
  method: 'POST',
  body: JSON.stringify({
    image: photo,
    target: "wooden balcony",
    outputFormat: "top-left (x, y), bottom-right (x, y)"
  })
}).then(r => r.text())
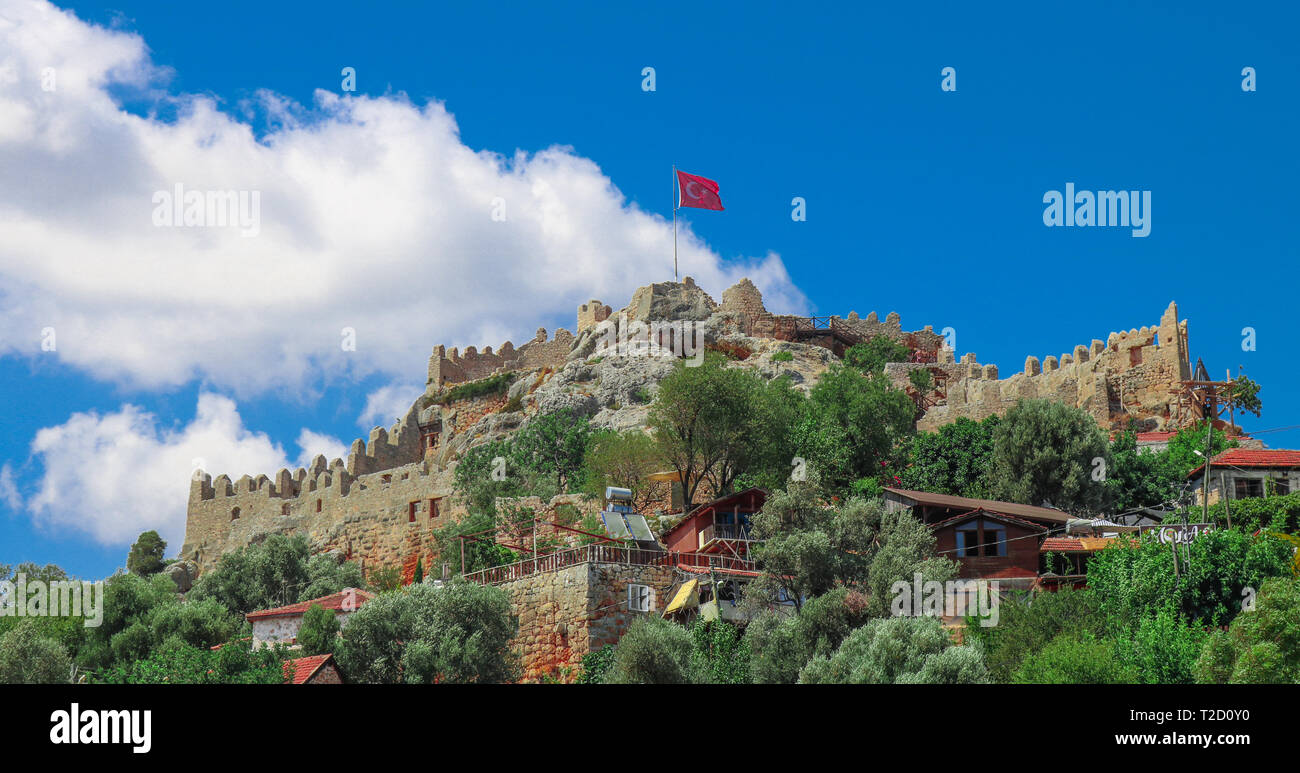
top-left (699, 523), bottom-right (756, 551)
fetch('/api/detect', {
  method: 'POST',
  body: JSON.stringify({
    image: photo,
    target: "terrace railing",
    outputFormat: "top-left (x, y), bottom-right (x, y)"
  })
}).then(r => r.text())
top-left (463, 543), bottom-right (757, 585)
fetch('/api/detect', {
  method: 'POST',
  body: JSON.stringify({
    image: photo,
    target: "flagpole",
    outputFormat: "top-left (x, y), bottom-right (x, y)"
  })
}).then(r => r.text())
top-left (672, 164), bottom-right (678, 282)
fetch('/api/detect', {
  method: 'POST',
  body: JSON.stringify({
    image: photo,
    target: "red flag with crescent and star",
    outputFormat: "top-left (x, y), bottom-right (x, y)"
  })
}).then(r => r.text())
top-left (676, 170), bottom-right (724, 211)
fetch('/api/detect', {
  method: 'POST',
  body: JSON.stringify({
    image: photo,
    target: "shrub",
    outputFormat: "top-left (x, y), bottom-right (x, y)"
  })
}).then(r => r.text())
top-left (770, 350), bottom-right (794, 363)
top-left (603, 617), bottom-right (694, 684)
top-left (126, 530), bottom-right (167, 576)
top-left (0, 621), bottom-right (72, 684)
top-left (576, 644), bottom-right (615, 684)
top-left (798, 616), bottom-right (988, 684)
top-left (1012, 632), bottom-right (1136, 684)
top-left (297, 604), bottom-right (340, 656)
top-left (336, 580), bottom-right (518, 684)
top-left (431, 372), bottom-right (516, 405)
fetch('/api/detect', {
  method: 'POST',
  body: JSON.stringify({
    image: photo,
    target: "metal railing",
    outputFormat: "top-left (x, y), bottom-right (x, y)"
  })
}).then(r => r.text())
top-left (463, 544), bottom-right (757, 585)
top-left (699, 523), bottom-right (754, 546)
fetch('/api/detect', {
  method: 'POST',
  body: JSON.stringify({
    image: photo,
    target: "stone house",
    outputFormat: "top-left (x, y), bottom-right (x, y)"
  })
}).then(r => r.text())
top-left (247, 588), bottom-right (375, 648)
top-left (1188, 449), bottom-right (1300, 505)
top-left (284, 653), bottom-right (344, 684)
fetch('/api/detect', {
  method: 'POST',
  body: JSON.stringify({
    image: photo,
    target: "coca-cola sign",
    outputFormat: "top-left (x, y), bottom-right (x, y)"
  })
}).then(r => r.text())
top-left (1140, 523), bottom-right (1216, 545)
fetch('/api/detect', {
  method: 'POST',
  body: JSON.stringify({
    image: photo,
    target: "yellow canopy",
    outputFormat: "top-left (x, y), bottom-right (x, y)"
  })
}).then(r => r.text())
top-left (663, 579), bottom-right (700, 616)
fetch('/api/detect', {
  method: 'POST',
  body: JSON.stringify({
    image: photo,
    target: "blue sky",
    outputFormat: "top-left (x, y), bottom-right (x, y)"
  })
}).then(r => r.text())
top-left (2, 0), bottom-right (1297, 580)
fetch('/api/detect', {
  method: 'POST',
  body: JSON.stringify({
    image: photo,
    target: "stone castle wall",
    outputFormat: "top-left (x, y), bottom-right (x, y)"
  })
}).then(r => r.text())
top-left (501, 562), bottom-right (675, 682)
top-left (891, 301), bottom-right (1190, 432)
top-left (182, 390), bottom-right (515, 577)
top-left (722, 277), bottom-right (945, 354)
top-left (426, 328), bottom-right (576, 388)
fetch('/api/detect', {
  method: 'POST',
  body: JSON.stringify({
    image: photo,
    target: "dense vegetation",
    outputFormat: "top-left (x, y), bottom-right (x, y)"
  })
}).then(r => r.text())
top-left (3, 335), bottom-right (1292, 684)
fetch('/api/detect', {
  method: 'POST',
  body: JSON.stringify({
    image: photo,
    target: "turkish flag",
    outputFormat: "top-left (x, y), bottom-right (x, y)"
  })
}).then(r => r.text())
top-left (676, 170), bottom-right (724, 211)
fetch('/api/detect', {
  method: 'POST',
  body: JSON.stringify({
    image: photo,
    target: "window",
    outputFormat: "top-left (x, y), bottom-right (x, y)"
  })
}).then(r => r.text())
top-left (231, 507), bottom-right (240, 521)
top-left (627, 584), bottom-right (654, 613)
top-left (409, 501), bottom-right (418, 523)
top-left (281, 503), bottom-right (290, 516)
top-left (955, 519), bottom-right (1006, 558)
top-left (1271, 477), bottom-right (1291, 496)
top-left (956, 528), bottom-right (979, 557)
top-left (316, 499), bottom-right (322, 513)
top-left (1234, 478), bottom-right (1264, 500)
top-left (381, 474), bottom-right (392, 485)
top-left (429, 498), bottom-right (441, 520)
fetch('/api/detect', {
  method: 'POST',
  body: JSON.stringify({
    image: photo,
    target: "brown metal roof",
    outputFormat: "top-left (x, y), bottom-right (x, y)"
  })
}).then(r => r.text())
top-left (882, 487), bottom-right (1072, 525)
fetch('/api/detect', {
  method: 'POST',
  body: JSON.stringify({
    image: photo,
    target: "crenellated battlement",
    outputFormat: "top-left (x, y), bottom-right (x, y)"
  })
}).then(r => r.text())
top-left (426, 327), bottom-right (576, 388)
top-left (888, 301), bottom-right (1190, 433)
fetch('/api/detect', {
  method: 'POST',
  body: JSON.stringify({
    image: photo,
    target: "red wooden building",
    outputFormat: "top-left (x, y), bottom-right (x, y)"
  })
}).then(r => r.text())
top-left (928, 509), bottom-right (1046, 589)
top-left (660, 488), bottom-right (767, 560)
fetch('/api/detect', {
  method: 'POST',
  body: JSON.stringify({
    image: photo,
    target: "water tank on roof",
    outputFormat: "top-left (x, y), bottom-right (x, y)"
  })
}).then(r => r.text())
top-left (605, 486), bottom-right (633, 502)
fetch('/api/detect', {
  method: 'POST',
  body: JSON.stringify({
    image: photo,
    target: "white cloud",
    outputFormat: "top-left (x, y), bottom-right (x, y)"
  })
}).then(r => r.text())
top-left (0, 1), bottom-right (807, 397)
top-left (0, 463), bottom-right (20, 510)
top-left (25, 393), bottom-right (341, 547)
top-left (294, 429), bottom-right (347, 470)
top-left (358, 381), bottom-right (422, 430)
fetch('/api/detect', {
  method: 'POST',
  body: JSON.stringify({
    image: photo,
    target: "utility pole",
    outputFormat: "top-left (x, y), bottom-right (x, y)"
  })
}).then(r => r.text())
top-left (1202, 419), bottom-right (1212, 524)
top-left (1221, 471), bottom-right (1232, 529)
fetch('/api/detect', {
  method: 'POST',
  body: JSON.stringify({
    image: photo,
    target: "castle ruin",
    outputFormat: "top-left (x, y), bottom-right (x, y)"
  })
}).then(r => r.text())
top-left (182, 279), bottom-right (1195, 579)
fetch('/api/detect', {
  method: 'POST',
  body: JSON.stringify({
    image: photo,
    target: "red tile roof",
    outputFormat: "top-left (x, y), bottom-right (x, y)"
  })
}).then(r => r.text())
top-left (1135, 431), bottom-right (1176, 443)
top-left (1041, 537), bottom-right (1125, 553)
top-left (1187, 448), bottom-right (1300, 478)
top-left (283, 653), bottom-right (334, 685)
top-left (247, 588), bottom-right (374, 621)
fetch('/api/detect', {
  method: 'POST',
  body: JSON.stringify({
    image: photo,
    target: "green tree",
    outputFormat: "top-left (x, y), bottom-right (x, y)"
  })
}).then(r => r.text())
top-left (576, 644), bottom-right (616, 684)
top-left (1194, 576), bottom-right (1300, 684)
top-left (582, 429), bottom-right (669, 514)
top-left (1104, 429), bottom-right (1177, 511)
top-left (335, 580), bottom-right (518, 684)
top-left (747, 484), bottom-right (955, 614)
top-left (1087, 529), bottom-right (1291, 629)
top-left (1012, 632), bottom-right (1136, 684)
top-left (843, 335), bottom-right (912, 375)
top-left (0, 620), bottom-right (72, 684)
top-left (94, 639), bottom-right (288, 684)
top-left (963, 588), bottom-right (1105, 682)
top-left (510, 408), bottom-right (592, 492)
top-left (798, 615), bottom-right (989, 684)
top-left (297, 603), bottom-right (340, 656)
top-left (802, 364), bottom-right (915, 494)
top-left (688, 619), bottom-right (750, 684)
top-left (189, 534), bottom-right (362, 615)
top-left (649, 354), bottom-right (772, 505)
top-left (433, 511), bottom-right (519, 577)
top-left (745, 588), bottom-right (872, 683)
top-left (1208, 492), bottom-right (1300, 533)
top-left (452, 440), bottom-right (528, 518)
top-left (126, 530), bottom-right (167, 576)
top-left (1227, 375), bottom-right (1263, 418)
top-left (1116, 606), bottom-right (1206, 684)
top-left (603, 616), bottom-right (694, 684)
top-left (899, 416), bottom-right (999, 498)
top-left (988, 398), bottom-right (1111, 514)
top-left (78, 572), bottom-right (243, 671)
